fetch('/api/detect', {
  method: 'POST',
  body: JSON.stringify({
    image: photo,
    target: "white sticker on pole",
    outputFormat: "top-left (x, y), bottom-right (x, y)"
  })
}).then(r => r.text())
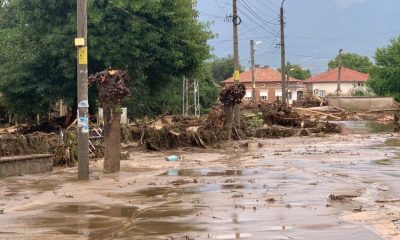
top-left (78, 100), bottom-right (89, 108)
top-left (78, 116), bottom-right (89, 133)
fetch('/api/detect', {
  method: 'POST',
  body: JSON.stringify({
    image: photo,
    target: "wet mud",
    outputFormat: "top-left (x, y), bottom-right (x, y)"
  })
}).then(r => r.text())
top-left (1, 133), bottom-right (400, 239)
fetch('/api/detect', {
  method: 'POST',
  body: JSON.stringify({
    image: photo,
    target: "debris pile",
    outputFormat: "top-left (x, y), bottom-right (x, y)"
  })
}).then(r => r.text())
top-left (0, 133), bottom-right (51, 157)
top-left (259, 101), bottom-right (304, 127)
top-left (293, 95), bottom-right (327, 108)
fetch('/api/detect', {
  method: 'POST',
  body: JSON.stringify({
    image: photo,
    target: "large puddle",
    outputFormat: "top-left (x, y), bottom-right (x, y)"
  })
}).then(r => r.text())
top-left (2, 133), bottom-right (399, 239)
top-left (340, 121), bottom-right (393, 134)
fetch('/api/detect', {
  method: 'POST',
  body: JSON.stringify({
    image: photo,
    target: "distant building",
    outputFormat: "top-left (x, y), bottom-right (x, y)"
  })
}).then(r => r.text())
top-left (303, 67), bottom-right (369, 97)
top-left (221, 65), bottom-right (304, 103)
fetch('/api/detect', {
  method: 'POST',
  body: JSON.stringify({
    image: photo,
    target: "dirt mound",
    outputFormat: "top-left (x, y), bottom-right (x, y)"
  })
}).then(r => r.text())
top-left (0, 133), bottom-right (55, 157)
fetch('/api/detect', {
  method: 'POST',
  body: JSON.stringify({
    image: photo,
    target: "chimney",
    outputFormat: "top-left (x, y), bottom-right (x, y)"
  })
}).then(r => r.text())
top-left (255, 64), bottom-right (260, 68)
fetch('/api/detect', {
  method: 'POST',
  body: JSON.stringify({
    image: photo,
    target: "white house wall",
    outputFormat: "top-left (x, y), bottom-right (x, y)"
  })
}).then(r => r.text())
top-left (310, 82), bottom-right (359, 96)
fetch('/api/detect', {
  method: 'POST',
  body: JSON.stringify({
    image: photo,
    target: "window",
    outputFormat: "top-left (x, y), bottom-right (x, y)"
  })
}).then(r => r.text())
top-left (318, 90), bottom-right (326, 97)
top-left (244, 90), bottom-right (252, 100)
top-left (260, 90), bottom-right (268, 101)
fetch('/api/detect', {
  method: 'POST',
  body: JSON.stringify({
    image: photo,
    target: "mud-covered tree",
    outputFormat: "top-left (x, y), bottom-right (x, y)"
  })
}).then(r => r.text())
top-left (89, 69), bottom-right (130, 173)
top-left (367, 37), bottom-right (400, 100)
top-left (0, 0), bottom-right (212, 119)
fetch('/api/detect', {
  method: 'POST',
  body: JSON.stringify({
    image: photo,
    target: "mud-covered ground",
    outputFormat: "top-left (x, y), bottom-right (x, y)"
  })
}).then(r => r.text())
top-left (1, 133), bottom-right (400, 240)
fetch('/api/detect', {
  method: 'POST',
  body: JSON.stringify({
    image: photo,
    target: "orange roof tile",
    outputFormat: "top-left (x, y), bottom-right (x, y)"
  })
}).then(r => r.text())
top-left (222, 67), bottom-right (302, 83)
top-left (303, 67), bottom-right (368, 83)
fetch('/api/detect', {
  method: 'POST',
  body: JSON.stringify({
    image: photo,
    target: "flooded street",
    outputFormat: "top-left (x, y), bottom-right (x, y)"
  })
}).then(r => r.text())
top-left (1, 133), bottom-right (400, 239)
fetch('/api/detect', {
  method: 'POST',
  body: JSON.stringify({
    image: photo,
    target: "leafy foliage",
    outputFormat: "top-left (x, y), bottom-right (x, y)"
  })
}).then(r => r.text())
top-left (367, 37), bottom-right (400, 100)
top-left (0, 0), bottom-right (213, 118)
top-left (328, 53), bottom-right (373, 74)
top-left (208, 55), bottom-right (244, 83)
top-left (278, 62), bottom-right (311, 80)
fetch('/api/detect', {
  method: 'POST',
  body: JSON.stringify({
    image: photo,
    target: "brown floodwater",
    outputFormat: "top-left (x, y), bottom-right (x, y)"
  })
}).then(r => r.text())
top-left (1, 133), bottom-right (400, 239)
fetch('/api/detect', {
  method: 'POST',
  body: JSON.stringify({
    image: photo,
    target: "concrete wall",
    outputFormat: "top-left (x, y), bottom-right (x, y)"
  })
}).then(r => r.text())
top-left (0, 154), bottom-right (53, 178)
top-left (327, 97), bottom-right (398, 111)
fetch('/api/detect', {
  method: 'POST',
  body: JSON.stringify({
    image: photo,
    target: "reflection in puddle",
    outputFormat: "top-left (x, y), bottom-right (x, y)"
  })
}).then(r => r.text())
top-left (215, 233), bottom-right (253, 239)
top-left (26, 203), bottom-right (201, 240)
top-left (340, 121), bottom-right (393, 134)
top-left (163, 169), bottom-right (265, 177)
top-left (372, 159), bottom-right (393, 165)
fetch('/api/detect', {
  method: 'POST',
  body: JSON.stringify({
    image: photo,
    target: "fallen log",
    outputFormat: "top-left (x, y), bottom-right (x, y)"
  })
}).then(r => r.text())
top-left (293, 107), bottom-right (342, 120)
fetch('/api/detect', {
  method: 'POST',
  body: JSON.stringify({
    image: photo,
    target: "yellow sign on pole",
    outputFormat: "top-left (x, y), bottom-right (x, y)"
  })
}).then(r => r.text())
top-left (78, 47), bottom-right (88, 65)
top-left (234, 70), bottom-right (240, 81)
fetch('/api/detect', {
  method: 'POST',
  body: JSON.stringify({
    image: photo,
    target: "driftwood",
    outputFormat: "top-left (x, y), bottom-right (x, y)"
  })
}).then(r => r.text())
top-left (293, 107), bottom-right (342, 120)
top-left (66, 119), bottom-right (77, 131)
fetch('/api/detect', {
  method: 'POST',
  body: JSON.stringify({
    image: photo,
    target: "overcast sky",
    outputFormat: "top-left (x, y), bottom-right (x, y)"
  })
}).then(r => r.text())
top-left (197, 0), bottom-right (400, 73)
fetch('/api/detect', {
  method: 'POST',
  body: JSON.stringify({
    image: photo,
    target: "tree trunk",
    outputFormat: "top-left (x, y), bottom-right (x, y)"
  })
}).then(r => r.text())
top-left (394, 112), bottom-right (400, 132)
top-left (224, 104), bottom-right (233, 140)
top-left (103, 106), bottom-right (121, 173)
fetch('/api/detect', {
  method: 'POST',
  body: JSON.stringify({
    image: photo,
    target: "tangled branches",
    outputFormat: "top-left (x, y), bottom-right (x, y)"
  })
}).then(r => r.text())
top-left (89, 69), bottom-right (131, 107)
top-left (219, 83), bottom-right (246, 106)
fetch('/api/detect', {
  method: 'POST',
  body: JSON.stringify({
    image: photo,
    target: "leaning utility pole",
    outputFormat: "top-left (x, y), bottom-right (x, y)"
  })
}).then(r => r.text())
top-left (250, 40), bottom-right (256, 102)
top-left (336, 49), bottom-right (343, 96)
top-left (280, 0), bottom-right (287, 104)
top-left (75, 0), bottom-right (89, 180)
top-left (233, 0), bottom-right (241, 126)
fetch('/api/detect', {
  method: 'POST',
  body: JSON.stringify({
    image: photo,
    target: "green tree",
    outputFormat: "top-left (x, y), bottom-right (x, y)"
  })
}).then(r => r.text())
top-left (0, 0), bottom-right (213, 118)
top-left (208, 56), bottom-right (244, 83)
top-left (278, 63), bottom-right (311, 80)
top-left (367, 37), bottom-right (400, 100)
top-left (328, 53), bottom-right (373, 73)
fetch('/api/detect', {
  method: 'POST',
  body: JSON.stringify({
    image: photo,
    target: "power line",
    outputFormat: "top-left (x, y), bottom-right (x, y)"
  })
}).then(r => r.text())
top-left (241, 0), bottom-right (279, 24)
top-left (286, 28), bottom-right (400, 41)
top-left (110, 2), bottom-right (206, 49)
top-left (255, 0), bottom-right (279, 14)
top-left (238, 1), bottom-right (279, 35)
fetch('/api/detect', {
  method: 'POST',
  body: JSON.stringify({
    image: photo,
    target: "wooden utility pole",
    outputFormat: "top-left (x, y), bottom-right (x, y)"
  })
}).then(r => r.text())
top-left (280, 0), bottom-right (287, 104)
top-left (250, 40), bottom-right (256, 102)
top-left (336, 49), bottom-right (343, 96)
top-left (76, 0), bottom-right (89, 180)
top-left (233, 0), bottom-right (241, 126)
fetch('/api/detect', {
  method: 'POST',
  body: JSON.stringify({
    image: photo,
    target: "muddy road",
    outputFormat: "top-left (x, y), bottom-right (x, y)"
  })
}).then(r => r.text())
top-left (1, 133), bottom-right (400, 239)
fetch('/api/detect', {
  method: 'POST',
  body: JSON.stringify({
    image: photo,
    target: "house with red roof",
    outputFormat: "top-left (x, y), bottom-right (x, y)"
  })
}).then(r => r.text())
top-left (221, 65), bottom-right (304, 103)
top-left (303, 67), bottom-right (369, 97)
